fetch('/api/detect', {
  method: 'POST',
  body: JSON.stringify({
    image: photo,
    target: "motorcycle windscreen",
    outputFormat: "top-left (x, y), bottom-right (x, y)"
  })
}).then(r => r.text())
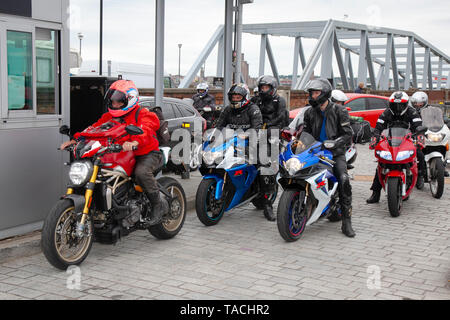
top-left (291, 132), bottom-right (318, 154)
top-left (386, 127), bottom-right (411, 147)
top-left (420, 106), bottom-right (444, 132)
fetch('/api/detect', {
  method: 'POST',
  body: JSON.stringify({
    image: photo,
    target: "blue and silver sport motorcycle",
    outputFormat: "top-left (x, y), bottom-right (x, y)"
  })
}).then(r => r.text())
top-left (195, 132), bottom-right (278, 226)
top-left (277, 131), bottom-right (342, 241)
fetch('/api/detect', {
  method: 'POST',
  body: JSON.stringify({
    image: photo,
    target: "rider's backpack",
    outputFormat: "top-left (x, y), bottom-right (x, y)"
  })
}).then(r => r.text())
top-left (350, 118), bottom-right (373, 144)
top-left (135, 106), bottom-right (171, 146)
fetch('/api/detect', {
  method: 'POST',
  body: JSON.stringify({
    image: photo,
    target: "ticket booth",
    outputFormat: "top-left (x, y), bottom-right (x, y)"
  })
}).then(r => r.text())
top-left (0, 0), bottom-right (70, 239)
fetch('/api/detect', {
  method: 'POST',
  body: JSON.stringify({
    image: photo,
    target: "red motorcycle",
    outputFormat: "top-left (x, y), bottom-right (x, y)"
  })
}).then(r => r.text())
top-left (41, 121), bottom-right (186, 270)
top-left (370, 125), bottom-right (426, 217)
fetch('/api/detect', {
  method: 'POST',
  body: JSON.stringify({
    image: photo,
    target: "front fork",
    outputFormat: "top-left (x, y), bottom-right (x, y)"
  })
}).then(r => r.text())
top-left (70, 164), bottom-right (100, 237)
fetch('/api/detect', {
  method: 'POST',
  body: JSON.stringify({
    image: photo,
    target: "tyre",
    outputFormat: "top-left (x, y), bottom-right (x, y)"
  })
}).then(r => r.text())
top-left (252, 184), bottom-right (278, 210)
top-left (195, 179), bottom-right (226, 226)
top-left (276, 190), bottom-right (308, 242)
top-left (41, 199), bottom-right (93, 270)
top-left (387, 177), bottom-right (402, 217)
top-left (149, 177), bottom-right (187, 239)
top-left (430, 158), bottom-right (445, 199)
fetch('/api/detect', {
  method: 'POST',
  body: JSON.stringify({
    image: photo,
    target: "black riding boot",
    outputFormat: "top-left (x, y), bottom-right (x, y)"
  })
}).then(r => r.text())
top-left (146, 192), bottom-right (167, 226)
top-left (263, 202), bottom-right (276, 222)
top-left (366, 190), bottom-right (381, 204)
top-left (341, 207), bottom-right (355, 238)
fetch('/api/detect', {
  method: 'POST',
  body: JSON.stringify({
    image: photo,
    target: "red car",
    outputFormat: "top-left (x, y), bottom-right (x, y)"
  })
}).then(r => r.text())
top-left (289, 93), bottom-right (389, 128)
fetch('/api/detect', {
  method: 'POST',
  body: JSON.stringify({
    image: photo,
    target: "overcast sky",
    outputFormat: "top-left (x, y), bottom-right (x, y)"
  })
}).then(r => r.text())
top-left (69, 0), bottom-right (450, 79)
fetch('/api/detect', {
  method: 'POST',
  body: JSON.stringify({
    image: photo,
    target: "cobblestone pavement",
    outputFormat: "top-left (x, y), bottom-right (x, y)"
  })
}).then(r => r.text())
top-left (0, 145), bottom-right (449, 300)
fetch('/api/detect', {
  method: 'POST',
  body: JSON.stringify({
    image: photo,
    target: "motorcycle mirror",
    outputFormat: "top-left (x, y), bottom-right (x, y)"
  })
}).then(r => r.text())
top-left (59, 125), bottom-right (70, 136)
top-left (416, 126), bottom-right (428, 134)
top-left (125, 125), bottom-right (144, 136)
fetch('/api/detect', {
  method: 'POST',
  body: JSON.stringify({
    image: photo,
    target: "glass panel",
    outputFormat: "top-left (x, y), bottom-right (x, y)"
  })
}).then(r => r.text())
top-left (177, 104), bottom-right (194, 117)
top-left (162, 102), bottom-right (175, 119)
top-left (345, 98), bottom-right (366, 111)
top-left (36, 28), bottom-right (58, 114)
top-left (367, 98), bottom-right (388, 110)
top-left (421, 106), bottom-right (444, 132)
top-left (7, 30), bottom-right (33, 111)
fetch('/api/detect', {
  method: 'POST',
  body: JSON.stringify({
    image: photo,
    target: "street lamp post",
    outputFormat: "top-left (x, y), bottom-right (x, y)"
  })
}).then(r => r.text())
top-left (78, 32), bottom-right (84, 57)
top-left (178, 43), bottom-right (182, 84)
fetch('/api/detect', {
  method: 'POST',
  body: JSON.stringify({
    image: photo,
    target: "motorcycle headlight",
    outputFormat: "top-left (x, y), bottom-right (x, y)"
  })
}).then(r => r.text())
top-left (202, 150), bottom-right (223, 165)
top-left (376, 150), bottom-right (393, 161)
top-left (69, 161), bottom-right (93, 186)
top-left (396, 150), bottom-right (415, 161)
top-left (426, 133), bottom-right (445, 142)
top-left (285, 158), bottom-right (305, 176)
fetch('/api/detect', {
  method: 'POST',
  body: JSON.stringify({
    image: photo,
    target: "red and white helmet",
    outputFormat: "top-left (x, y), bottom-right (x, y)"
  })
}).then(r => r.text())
top-left (104, 80), bottom-right (139, 117)
top-left (388, 91), bottom-right (409, 116)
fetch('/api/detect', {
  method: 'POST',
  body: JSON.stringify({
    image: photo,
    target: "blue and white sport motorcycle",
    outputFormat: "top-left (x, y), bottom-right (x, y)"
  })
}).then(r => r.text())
top-left (277, 131), bottom-right (342, 242)
top-left (195, 132), bottom-right (278, 226)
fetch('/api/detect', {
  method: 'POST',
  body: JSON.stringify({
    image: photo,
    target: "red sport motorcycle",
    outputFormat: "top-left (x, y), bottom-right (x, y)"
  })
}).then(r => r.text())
top-left (370, 124), bottom-right (426, 217)
top-left (41, 121), bottom-right (186, 270)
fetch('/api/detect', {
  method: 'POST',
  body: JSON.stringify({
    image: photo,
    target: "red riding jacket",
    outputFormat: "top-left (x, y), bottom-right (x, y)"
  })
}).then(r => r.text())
top-left (75, 105), bottom-right (160, 156)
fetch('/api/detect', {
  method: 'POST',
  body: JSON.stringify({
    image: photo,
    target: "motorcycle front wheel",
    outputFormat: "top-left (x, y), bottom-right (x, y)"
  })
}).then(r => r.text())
top-left (276, 190), bottom-right (308, 242)
top-left (430, 158), bottom-right (445, 199)
top-left (149, 177), bottom-right (187, 239)
top-left (41, 199), bottom-right (93, 270)
top-left (195, 179), bottom-right (226, 226)
top-left (387, 177), bottom-right (402, 217)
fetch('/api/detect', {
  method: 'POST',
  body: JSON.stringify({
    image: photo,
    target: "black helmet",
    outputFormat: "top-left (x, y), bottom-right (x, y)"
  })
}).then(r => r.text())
top-left (227, 83), bottom-right (250, 109)
top-left (256, 75), bottom-right (278, 100)
top-left (388, 91), bottom-right (409, 116)
top-left (306, 78), bottom-right (332, 108)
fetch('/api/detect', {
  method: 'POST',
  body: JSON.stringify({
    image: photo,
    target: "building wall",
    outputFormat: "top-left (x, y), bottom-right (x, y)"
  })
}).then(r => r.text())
top-left (0, 0), bottom-right (70, 240)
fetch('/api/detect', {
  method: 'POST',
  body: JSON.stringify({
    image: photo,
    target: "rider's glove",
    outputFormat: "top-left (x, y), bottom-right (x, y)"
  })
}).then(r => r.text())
top-left (369, 135), bottom-right (380, 150)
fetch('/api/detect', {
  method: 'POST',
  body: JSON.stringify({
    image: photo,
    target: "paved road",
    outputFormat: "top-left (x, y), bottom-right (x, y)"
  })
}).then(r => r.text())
top-left (0, 145), bottom-right (449, 300)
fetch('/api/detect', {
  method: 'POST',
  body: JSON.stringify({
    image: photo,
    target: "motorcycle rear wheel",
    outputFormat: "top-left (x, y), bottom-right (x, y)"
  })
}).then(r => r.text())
top-left (149, 177), bottom-right (187, 239)
top-left (430, 158), bottom-right (445, 199)
top-left (195, 179), bottom-right (226, 226)
top-left (276, 190), bottom-right (308, 242)
top-left (387, 177), bottom-right (402, 217)
top-left (41, 199), bottom-right (93, 270)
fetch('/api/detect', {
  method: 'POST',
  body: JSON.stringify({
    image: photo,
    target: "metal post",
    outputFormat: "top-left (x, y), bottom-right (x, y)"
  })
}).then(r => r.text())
top-left (234, 0), bottom-right (243, 84)
top-left (333, 31), bottom-right (349, 90)
top-left (345, 49), bottom-right (355, 90)
top-left (423, 47), bottom-right (431, 90)
top-left (357, 30), bottom-right (368, 87)
top-left (265, 36), bottom-right (280, 84)
top-left (217, 35), bottom-right (224, 77)
top-left (381, 34), bottom-right (393, 90)
top-left (99, 0), bottom-right (103, 75)
top-left (107, 60), bottom-right (111, 77)
top-left (404, 36), bottom-right (414, 90)
top-left (320, 32), bottom-right (333, 80)
top-left (292, 37), bottom-right (300, 89)
top-left (178, 44), bottom-right (182, 83)
top-left (437, 57), bottom-right (443, 89)
top-left (224, 0), bottom-right (234, 105)
top-left (391, 36), bottom-right (399, 90)
top-left (155, 0), bottom-right (165, 107)
top-left (259, 34), bottom-right (267, 76)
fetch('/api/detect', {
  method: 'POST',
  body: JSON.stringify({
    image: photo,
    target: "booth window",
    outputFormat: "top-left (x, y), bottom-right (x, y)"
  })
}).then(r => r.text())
top-left (36, 28), bottom-right (59, 115)
top-left (7, 31), bottom-right (33, 111)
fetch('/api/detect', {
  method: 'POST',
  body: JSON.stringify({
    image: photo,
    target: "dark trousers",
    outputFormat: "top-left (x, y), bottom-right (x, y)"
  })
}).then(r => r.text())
top-left (371, 146), bottom-right (426, 192)
top-left (134, 151), bottom-right (164, 194)
top-left (333, 155), bottom-right (352, 215)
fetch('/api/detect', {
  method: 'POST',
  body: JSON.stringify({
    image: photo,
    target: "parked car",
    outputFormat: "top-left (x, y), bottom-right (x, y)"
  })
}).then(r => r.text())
top-left (139, 96), bottom-right (207, 177)
top-left (289, 93), bottom-right (389, 128)
top-left (139, 96), bottom-right (206, 137)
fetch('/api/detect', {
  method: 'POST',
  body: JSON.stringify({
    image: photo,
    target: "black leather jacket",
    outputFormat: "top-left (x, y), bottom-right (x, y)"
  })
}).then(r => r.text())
top-left (303, 100), bottom-right (353, 157)
top-left (216, 102), bottom-right (263, 130)
top-left (254, 94), bottom-right (288, 129)
top-left (374, 106), bottom-right (422, 136)
top-left (192, 93), bottom-right (216, 112)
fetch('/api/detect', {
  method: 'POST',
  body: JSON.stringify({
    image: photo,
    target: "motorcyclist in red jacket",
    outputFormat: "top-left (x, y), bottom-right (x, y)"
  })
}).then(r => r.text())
top-left (60, 80), bottom-right (166, 225)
